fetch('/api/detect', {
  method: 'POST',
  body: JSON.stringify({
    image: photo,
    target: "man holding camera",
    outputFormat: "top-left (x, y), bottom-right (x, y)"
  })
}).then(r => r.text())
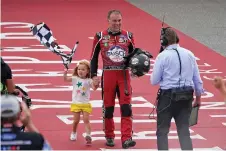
top-left (151, 27), bottom-right (204, 150)
top-left (1, 94), bottom-right (52, 150)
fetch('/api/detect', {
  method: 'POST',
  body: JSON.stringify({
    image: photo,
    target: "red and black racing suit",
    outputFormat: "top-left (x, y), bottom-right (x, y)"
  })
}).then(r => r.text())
top-left (90, 29), bottom-right (135, 142)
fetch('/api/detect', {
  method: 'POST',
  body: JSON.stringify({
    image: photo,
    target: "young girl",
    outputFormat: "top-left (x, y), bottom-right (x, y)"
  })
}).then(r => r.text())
top-left (64, 59), bottom-right (99, 145)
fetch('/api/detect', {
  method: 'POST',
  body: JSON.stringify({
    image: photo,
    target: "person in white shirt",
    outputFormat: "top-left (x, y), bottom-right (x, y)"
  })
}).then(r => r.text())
top-left (213, 76), bottom-right (226, 104)
top-left (64, 59), bottom-right (100, 145)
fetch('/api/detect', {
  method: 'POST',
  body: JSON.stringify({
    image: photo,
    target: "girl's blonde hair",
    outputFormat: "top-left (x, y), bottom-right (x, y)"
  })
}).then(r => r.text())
top-left (72, 59), bottom-right (91, 78)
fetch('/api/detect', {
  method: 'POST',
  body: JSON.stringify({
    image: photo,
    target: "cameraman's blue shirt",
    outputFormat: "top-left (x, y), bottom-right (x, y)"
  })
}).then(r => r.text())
top-left (150, 44), bottom-right (204, 96)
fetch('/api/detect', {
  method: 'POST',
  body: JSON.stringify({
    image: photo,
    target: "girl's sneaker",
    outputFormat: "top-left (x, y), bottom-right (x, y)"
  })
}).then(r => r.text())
top-left (70, 132), bottom-right (77, 141)
top-left (85, 135), bottom-right (92, 145)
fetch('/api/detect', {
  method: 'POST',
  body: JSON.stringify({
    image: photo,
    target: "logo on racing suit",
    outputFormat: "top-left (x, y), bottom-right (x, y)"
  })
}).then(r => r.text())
top-left (106, 46), bottom-right (126, 62)
top-left (118, 35), bottom-right (128, 43)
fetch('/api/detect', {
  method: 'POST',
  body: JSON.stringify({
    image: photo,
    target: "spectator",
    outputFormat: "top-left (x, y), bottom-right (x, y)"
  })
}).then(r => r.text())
top-left (213, 76), bottom-right (226, 104)
top-left (1, 94), bottom-right (52, 150)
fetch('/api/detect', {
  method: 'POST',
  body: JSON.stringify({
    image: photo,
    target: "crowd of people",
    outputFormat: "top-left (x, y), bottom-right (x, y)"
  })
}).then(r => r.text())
top-left (1, 9), bottom-right (226, 150)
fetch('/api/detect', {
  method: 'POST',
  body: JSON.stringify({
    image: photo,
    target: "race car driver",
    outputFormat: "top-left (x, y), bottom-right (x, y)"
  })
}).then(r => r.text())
top-left (90, 9), bottom-right (136, 149)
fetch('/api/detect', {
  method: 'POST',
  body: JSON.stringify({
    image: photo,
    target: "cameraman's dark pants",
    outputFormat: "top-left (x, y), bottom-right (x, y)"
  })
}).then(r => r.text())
top-left (156, 89), bottom-right (193, 150)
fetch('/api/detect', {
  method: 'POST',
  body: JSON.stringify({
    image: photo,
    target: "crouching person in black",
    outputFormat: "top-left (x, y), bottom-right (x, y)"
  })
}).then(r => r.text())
top-left (1, 94), bottom-right (52, 150)
top-left (151, 27), bottom-right (204, 150)
top-left (1, 57), bottom-right (15, 94)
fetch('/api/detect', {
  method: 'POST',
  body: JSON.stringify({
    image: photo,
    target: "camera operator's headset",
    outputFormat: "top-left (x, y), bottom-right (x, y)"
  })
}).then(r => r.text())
top-left (160, 27), bottom-right (172, 47)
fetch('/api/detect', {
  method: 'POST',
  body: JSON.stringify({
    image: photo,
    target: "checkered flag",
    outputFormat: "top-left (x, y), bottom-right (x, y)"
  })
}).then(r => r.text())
top-left (30, 22), bottom-right (79, 69)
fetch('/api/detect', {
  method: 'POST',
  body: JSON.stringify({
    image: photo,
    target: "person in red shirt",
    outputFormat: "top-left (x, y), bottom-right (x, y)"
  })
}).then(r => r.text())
top-left (90, 10), bottom-right (136, 149)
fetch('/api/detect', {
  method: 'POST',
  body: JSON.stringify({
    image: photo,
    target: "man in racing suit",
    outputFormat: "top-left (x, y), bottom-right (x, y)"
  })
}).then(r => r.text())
top-left (90, 10), bottom-right (136, 149)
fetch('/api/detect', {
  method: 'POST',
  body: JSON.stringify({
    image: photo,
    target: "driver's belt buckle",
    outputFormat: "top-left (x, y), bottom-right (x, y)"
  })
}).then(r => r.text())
top-left (103, 66), bottom-right (125, 70)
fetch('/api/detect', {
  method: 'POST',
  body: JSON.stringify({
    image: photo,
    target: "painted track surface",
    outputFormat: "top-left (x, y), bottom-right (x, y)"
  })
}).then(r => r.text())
top-left (1, 0), bottom-right (226, 150)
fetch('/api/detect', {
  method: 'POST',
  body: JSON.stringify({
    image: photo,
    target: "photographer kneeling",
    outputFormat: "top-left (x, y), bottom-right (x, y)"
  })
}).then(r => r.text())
top-left (1, 94), bottom-right (52, 150)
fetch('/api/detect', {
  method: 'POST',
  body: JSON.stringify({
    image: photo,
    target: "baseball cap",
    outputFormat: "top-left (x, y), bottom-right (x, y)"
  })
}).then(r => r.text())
top-left (1, 94), bottom-right (20, 118)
